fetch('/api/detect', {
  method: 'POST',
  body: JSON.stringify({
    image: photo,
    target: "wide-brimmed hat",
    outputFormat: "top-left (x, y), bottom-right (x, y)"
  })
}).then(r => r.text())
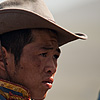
top-left (0, 0), bottom-right (87, 46)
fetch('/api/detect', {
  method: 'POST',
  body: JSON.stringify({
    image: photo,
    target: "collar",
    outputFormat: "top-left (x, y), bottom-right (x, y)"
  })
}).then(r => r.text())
top-left (0, 79), bottom-right (31, 100)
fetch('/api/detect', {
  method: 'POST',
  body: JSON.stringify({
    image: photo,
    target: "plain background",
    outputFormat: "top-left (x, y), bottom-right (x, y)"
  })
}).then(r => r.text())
top-left (43, 0), bottom-right (100, 100)
top-left (0, 0), bottom-right (100, 100)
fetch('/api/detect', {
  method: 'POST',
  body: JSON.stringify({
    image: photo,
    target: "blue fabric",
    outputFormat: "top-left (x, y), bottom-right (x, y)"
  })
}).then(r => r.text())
top-left (0, 79), bottom-right (31, 100)
top-left (0, 86), bottom-right (23, 96)
top-left (98, 91), bottom-right (100, 100)
top-left (0, 94), bottom-right (6, 100)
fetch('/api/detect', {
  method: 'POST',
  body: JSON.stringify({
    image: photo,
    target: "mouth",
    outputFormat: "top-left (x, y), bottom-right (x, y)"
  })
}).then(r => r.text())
top-left (42, 77), bottom-right (54, 89)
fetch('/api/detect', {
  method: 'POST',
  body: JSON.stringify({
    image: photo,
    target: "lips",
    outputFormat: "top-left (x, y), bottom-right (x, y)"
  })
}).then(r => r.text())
top-left (42, 77), bottom-right (54, 89)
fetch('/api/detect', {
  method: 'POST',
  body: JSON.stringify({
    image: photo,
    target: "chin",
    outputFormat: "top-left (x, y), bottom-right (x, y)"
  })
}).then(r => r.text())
top-left (31, 90), bottom-right (47, 100)
top-left (32, 95), bottom-right (46, 100)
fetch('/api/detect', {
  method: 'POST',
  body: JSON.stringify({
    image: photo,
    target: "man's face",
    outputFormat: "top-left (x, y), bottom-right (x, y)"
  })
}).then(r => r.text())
top-left (10, 29), bottom-right (60, 99)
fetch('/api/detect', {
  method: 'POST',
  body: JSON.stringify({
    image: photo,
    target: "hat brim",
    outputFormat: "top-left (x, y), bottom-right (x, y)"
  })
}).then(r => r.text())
top-left (0, 9), bottom-right (87, 46)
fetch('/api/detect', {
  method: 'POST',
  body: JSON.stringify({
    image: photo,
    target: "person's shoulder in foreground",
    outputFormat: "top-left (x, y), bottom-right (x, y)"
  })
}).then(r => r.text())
top-left (0, 0), bottom-right (87, 100)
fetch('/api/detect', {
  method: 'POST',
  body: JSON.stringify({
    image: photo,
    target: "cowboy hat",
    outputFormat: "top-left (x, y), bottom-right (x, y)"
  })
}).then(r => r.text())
top-left (0, 0), bottom-right (87, 46)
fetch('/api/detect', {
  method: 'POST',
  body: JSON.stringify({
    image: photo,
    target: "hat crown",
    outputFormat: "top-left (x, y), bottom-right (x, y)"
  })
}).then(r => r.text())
top-left (0, 0), bottom-right (54, 21)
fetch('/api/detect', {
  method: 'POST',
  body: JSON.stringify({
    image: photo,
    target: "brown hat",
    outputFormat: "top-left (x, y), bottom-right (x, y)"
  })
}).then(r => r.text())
top-left (0, 0), bottom-right (87, 46)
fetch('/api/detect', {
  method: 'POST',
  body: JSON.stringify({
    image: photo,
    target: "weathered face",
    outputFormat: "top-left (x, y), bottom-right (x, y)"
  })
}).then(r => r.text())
top-left (11, 29), bottom-right (61, 99)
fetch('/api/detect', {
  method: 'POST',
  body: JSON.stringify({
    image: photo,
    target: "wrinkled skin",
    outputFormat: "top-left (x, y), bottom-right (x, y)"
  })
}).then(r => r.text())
top-left (6, 29), bottom-right (61, 100)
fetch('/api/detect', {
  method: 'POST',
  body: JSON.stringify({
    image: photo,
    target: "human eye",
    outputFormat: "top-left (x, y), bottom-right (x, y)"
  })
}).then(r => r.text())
top-left (53, 55), bottom-right (59, 60)
top-left (40, 53), bottom-right (47, 57)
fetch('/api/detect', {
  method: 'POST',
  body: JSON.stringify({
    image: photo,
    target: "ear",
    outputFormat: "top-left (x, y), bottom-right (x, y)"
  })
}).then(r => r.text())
top-left (0, 46), bottom-right (8, 71)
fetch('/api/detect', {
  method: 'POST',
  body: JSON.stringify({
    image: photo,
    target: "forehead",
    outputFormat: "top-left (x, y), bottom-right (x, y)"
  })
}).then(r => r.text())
top-left (32, 29), bottom-right (57, 38)
top-left (31, 29), bottom-right (58, 47)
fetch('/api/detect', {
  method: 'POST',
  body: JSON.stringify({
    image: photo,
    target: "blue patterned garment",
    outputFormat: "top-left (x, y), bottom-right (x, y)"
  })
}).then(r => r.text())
top-left (0, 79), bottom-right (31, 100)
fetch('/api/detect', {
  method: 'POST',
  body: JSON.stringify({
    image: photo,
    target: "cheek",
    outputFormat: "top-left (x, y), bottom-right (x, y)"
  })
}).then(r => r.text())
top-left (16, 56), bottom-right (42, 80)
top-left (30, 55), bottom-right (42, 68)
top-left (20, 53), bottom-right (44, 75)
top-left (25, 55), bottom-right (44, 73)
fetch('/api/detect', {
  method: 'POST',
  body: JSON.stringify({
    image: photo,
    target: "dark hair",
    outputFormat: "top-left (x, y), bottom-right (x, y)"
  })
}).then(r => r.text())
top-left (0, 29), bottom-right (33, 65)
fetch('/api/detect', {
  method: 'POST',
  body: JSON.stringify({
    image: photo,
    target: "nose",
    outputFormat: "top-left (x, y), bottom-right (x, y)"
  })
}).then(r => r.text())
top-left (44, 59), bottom-right (57, 74)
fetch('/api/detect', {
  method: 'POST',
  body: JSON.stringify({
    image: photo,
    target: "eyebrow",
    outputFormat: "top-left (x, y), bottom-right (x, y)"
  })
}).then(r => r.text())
top-left (40, 47), bottom-right (61, 53)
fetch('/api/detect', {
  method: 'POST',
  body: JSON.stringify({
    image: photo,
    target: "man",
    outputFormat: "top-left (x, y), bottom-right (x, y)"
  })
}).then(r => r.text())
top-left (0, 0), bottom-right (87, 100)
